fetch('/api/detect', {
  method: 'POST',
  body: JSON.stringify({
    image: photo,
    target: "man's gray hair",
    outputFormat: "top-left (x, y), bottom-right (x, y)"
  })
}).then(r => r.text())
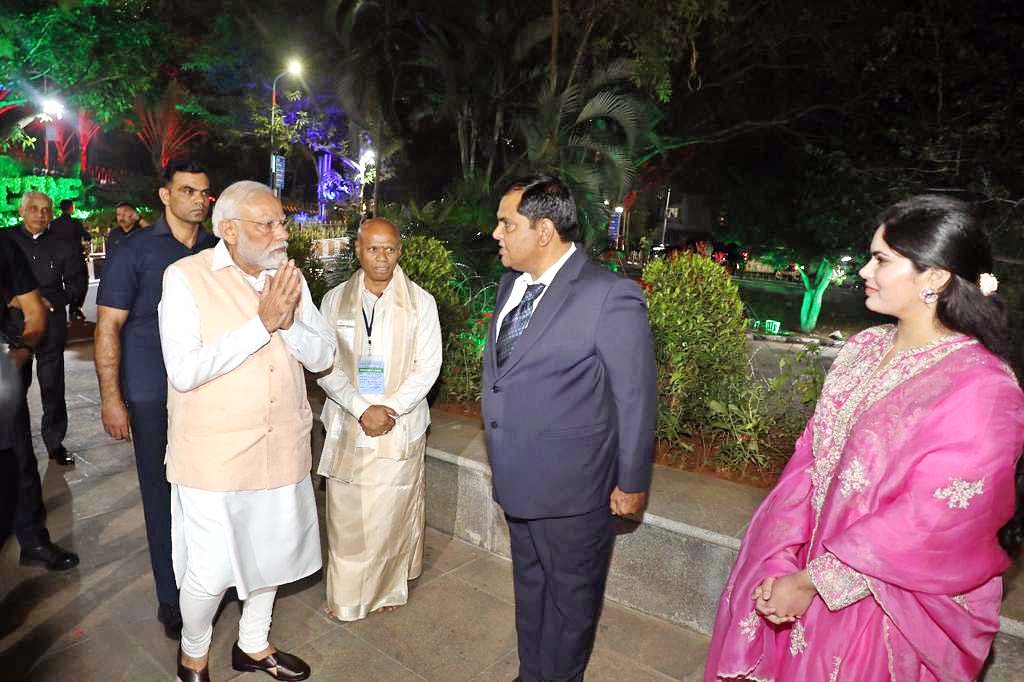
top-left (19, 191), bottom-right (53, 212)
top-left (211, 181), bottom-right (276, 237)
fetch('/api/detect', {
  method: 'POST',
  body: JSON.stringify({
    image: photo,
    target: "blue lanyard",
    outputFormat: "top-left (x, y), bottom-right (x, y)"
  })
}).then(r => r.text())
top-left (362, 299), bottom-right (377, 351)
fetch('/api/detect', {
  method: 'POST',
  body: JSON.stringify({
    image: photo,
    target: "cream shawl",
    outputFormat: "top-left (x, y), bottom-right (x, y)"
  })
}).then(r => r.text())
top-left (318, 265), bottom-right (419, 481)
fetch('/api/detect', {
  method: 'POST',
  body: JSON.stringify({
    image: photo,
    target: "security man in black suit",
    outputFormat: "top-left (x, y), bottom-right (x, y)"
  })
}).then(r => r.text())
top-left (4, 191), bottom-right (87, 466)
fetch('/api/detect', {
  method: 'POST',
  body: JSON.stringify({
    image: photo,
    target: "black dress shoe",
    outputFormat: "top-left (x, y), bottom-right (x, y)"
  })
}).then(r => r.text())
top-left (48, 446), bottom-right (74, 466)
top-left (231, 642), bottom-right (310, 680)
top-left (177, 658), bottom-right (211, 682)
top-left (158, 602), bottom-right (183, 640)
top-left (19, 542), bottom-right (79, 570)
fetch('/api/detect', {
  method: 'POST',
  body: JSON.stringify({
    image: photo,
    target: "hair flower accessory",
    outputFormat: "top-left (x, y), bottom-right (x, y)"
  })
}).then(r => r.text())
top-left (978, 273), bottom-right (998, 297)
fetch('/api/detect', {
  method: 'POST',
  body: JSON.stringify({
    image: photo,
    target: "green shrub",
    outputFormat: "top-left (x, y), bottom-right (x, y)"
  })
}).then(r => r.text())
top-left (440, 313), bottom-right (488, 403)
top-left (642, 252), bottom-right (749, 455)
top-left (765, 346), bottom-right (826, 439)
top-left (0, 155), bottom-right (24, 177)
top-left (708, 382), bottom-right (773, 472)
top-left (287, 229), bottom-right (331, 305)
top-left (399, 235), bottom-right (462, 332)
top-left (397, 235), bottom-right (490, 402)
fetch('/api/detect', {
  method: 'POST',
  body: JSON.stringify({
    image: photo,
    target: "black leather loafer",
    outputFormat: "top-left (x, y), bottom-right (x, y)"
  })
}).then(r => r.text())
top-left (19, 542), bottom-right (79, 571)
top-left (177, 658), bottom-right (211, 682)
top-left (231, 642), bottom-right (310, 680)
top-left (48, 446), bottom-right (74, 466)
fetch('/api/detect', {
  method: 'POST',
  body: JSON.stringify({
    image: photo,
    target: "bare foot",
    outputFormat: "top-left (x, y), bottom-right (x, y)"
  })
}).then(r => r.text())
top-left (180, 652), bottom-right (209, 672)
top-left (322, 603), bottom-right (336, 619)
top-left (241, 644), bottom-right (277, 675)
top-left (371, 605), bottom-right (400, 614)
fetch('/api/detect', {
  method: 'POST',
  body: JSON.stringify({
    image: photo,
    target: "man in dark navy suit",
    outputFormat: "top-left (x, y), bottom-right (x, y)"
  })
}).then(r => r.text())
top-left (483, 176), bottom-right (657, 682)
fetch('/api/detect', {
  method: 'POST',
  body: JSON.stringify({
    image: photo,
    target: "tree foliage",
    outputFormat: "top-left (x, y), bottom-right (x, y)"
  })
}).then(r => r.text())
top-left (0, 0), bottom-right (165, 124)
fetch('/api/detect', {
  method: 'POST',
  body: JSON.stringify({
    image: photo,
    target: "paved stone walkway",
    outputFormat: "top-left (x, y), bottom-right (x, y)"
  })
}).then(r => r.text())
top-left (0, 342), bottom-right (709, 681)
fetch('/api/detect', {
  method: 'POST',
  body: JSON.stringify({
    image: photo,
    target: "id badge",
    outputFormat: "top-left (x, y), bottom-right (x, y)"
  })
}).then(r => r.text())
top-left (358, 356), bottom-right (386, 395)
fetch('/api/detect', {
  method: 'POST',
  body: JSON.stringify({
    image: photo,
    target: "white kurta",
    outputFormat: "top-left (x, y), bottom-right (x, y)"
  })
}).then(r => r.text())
top-left (159, 240), bottom-right (336, 599)
top-left (317, 271), bottom-right (442, 620)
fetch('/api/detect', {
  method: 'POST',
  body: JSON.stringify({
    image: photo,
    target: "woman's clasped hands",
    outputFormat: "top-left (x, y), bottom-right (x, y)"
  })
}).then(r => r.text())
top-left (751, 570), bottom-right (817, 625)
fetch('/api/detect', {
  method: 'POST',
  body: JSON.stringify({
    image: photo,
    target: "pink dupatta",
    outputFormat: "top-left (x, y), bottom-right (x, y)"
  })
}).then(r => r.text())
top-left (706, 326), bottom-right (1024, 681)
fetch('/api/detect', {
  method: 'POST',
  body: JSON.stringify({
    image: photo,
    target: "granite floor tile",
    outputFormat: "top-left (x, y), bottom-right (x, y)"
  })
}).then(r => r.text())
top-left (340, 574), bottom-right (517, 681)
top-left (292, 626), bottom-right (427, 681)
top-left (450, 553), bottom-right (515, 605)
top-left (594, 600), bottom-right (710, 680)
top-left (469, 647), bottom-right (519, 681)
top-left (22, 620), bottom-right (169, 682)
top-left (584, 645), bottom-right (680, 681)
top-left (420, 526), bottom-right (483, 577)
top-left (62, 468), bottom-right (142, 522)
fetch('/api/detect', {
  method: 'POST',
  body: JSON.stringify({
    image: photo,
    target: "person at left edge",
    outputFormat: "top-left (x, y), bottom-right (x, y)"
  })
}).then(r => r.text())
top-left (159, 180), bottom-right (335, 681)
top-left (4, 191), bottom-right (88, 467)
top-left (94, 159), bottom-right (217, 640)
top-left (0, 235), bottom-right (40, 547)
top-left (0, 235), bottom-right (77, 573)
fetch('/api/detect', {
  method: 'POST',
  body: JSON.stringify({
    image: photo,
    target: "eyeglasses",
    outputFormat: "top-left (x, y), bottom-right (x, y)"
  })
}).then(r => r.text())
top-left (229, 217), bottom-right (292, 235)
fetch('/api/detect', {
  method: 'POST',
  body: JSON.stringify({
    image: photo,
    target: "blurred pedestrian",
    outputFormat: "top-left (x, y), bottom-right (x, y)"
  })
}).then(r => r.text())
top-left (105, 202), bottom-right (148, 261)
top-left (49, 198), bottom-right (90, 320)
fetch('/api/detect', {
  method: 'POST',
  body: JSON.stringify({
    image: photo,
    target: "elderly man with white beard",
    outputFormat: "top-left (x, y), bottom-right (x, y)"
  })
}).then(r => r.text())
top-left (157, 180), bottom-right (335, 682)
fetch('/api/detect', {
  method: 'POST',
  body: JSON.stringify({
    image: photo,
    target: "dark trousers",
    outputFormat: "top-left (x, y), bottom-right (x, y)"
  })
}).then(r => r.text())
top-left (127, 399), bottom-right (178, 607)
top-left (11, 387), bottom-right (49, 547)
top-left (507, 507), bottom-right (615, 682)
top-left (0, 450), bottom-right (17, 550)
top-left (20, 309), bottom-right (68, 455)
top-left (0, 352), bottom-right (18, 549)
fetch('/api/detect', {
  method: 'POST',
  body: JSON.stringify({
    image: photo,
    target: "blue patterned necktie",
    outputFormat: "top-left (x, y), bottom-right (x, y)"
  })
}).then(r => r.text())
top-left (496, 283), bottom-right (546, 367)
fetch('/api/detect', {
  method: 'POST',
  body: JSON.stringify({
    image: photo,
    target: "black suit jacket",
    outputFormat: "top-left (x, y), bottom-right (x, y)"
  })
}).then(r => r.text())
top-left (482, 246), bottom-right (657, 519)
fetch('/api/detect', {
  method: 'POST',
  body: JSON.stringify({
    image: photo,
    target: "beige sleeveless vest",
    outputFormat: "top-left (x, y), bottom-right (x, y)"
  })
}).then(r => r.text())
top-left (165, 249), bottom-right (312, 491)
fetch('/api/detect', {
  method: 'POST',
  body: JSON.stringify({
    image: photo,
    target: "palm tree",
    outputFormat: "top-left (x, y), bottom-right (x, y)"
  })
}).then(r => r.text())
top-left (507, 59), bottom-right (647, 244)
top-left (325, 0), bottom-right (424, 209)
top-left (408, 6), bottom-right (551, 188)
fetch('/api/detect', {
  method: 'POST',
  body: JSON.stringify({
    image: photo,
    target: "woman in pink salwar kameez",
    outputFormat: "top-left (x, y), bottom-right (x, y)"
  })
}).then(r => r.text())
top-left (706, 195), bottom-right (1024, 681)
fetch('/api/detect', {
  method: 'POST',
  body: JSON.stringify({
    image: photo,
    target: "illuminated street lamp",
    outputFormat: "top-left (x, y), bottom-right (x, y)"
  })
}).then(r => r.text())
top-left (359, 149), bottom-right (376, 169)
top-left (358, 148), bottom-right (376, 212)
top-left (269, 58), bottom-right (303, 195)
top-left (41, 98), bottom-right (65, 119)
top-left (39, 97), bottom-right (65, 171)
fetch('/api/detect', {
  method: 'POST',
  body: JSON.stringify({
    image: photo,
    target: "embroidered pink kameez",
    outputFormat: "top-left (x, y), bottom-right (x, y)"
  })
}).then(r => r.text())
top-left (706, 325), bottom-right (1024, 681)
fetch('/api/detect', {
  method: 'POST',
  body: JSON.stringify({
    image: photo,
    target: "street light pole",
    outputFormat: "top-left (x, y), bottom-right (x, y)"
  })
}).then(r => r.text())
top-left (269, 59), bottom-right (302, 196)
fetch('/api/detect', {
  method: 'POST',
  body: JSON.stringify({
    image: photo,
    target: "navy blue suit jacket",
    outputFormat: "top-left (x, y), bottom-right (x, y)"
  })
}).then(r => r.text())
top-left (482, 246), bottom-right (657, 519)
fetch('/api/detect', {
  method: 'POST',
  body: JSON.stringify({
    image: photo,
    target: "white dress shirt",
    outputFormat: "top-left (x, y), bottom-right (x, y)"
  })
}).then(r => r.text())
top-left (495, 242), bottom-right (576, 332)
top-left (159, 240), bottom-right (335, 392)
top-left (318, 271), bottom-right (443, 450)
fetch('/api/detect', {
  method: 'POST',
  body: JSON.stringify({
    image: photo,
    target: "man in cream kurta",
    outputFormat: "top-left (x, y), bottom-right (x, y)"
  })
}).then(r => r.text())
top-left (318, 218), bottom-right (442, 621)
top-left (158, 181), bottom-right (335, 682)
